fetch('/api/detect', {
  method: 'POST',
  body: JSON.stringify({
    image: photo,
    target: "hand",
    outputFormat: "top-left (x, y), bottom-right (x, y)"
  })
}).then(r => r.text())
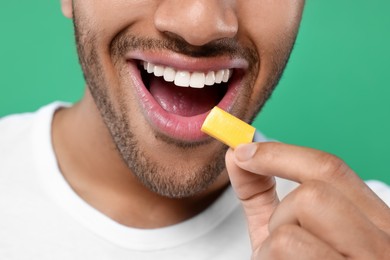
top-left (225, 142), bottom-right (390, 259)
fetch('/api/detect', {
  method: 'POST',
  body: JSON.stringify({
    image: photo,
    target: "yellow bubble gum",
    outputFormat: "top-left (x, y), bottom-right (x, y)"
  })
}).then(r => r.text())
top-left (201, 106), bottom-right (256, 149)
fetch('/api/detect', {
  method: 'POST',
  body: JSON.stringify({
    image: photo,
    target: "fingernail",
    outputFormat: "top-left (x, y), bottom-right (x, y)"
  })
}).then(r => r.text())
top-left (235, 143), bottom-right (257, 162)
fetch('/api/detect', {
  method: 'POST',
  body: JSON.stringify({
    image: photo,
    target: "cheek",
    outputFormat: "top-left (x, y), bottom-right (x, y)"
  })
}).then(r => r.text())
top-left (74, 0), bottom-right (158, 47)
top-left (237, 1), bottom-right (304, 101)
top-left (73, 0), bottom-right (158, 111)
top-left (239, 0), bottom-right (304, 58)
top-left (238, 0), bottom-right (304, 34)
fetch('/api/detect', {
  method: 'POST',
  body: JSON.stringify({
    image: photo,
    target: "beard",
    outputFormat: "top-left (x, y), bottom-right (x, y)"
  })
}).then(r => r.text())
top-left (72, 10), bottom-right (295, 198)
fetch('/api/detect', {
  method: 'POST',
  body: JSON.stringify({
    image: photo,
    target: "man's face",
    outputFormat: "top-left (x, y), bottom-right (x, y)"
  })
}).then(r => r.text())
top-left (62, 0), bottom-right (305, 198)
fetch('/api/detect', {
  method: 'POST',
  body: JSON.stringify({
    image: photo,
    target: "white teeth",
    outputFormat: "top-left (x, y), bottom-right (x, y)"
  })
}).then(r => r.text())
top-left (222, 69), bottom-right (230, 83)
top-left (215, 70), bottom-right (224, 84)
top-left (205, 71), bottom-right (216, 86)
top-left (174, 71), bottom-right (191, 87)
top-left (163, 67), bottom-right (175, 82)
top-left (142, 61), bottom-right (233, 88)
top-left (146, 62), bottom-right (154, 74)
top-left (190, 72), bottom-right (206, 88)
top-left (154, 65), bottom-right (164, 77)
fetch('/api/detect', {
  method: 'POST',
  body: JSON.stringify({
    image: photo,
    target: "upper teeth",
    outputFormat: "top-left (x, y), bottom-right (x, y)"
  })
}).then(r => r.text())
top-left (142, 61), bottom-right (232, 89)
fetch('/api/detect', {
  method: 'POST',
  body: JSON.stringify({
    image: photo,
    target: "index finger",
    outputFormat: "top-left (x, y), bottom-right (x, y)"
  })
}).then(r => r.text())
top-left (232, 142), bottom-right (390, 231)
top-left (234, 142), bottom-right (352, 183)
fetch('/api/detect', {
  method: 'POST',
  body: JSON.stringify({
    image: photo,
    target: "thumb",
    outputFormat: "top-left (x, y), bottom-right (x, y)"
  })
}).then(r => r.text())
top-left (225, 146), bottom-right (279, 250)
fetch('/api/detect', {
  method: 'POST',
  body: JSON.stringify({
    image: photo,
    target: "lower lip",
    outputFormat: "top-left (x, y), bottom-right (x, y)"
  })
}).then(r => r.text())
top-left (128, 61), bottom-right (242, 142)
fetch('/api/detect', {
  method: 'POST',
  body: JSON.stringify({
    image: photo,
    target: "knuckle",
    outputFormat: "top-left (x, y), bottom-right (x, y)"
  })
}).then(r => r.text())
top-left (256, 142), bottom-right (279, 165)
top-left (267, 225), bottom-right (298, 257)
top-left (316, 153), bottom-right (349, 180)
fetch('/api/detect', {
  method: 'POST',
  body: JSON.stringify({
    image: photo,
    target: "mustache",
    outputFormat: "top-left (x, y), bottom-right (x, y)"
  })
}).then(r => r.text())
top-left (110, 32), bottom-right (258, 66)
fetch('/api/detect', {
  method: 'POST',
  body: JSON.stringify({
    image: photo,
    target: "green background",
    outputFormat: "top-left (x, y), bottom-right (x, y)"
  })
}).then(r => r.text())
top-left (1, 1), bottom-right (389, 183)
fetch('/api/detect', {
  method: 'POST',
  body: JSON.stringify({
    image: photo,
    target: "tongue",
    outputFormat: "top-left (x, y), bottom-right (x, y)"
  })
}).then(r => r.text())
top-left (149, 77), bottom-right (224, 117)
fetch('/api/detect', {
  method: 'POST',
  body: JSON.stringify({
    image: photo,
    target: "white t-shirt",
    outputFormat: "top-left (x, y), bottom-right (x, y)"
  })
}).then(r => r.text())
top-left (0, 103), bottom-right (389, 260)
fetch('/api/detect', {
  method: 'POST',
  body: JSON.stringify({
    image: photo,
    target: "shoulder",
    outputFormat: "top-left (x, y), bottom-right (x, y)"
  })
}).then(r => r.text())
top-left (0, 110), bottom-right (37, 167)
top-left (0, 102), bottom-right (66, 139)
top-left (0, 111), bottom-right (35, 143)
top-left (0, 102), bottom-right (68, 175)
top-left (0, 102), bottom-right (69, 143)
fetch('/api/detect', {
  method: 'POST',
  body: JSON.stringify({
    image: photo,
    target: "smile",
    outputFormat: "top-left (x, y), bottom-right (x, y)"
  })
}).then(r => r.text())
top-left (126, 52), bottom-right (248, 142)
top-left (142, 61), bottom-right (233, 88)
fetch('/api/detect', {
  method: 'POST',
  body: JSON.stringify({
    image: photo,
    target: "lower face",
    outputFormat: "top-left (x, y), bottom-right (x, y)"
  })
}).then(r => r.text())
top-left (72, 1), bottom-right (304, 198)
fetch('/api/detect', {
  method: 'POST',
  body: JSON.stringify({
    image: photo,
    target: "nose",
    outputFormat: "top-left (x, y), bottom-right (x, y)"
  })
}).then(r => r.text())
top-left (154, 0), bottom-right (238, 46)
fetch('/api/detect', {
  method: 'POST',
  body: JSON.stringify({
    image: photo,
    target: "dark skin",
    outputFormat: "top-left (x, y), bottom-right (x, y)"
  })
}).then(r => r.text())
top-left (56, 0), bottom-right (390, 258)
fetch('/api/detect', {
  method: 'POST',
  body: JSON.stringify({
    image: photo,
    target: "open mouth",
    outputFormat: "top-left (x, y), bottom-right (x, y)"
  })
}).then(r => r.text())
top-left (126, 55), bottom-right (247, 142)
top-left (140, 61), bottom-right (232, 117)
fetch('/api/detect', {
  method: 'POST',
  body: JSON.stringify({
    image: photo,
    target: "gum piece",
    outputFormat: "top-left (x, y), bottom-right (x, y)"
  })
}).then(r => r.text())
top-left (201, 106), bottom-right (256, 149)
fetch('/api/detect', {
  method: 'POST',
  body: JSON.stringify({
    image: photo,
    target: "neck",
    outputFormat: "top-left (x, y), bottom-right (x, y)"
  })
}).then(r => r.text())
top-left (52, 91), bottom-right (230, 228)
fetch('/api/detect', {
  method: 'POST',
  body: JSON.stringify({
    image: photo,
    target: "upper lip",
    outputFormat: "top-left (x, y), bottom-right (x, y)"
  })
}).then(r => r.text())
top-left (125, 50), bottom-right (249, 72)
